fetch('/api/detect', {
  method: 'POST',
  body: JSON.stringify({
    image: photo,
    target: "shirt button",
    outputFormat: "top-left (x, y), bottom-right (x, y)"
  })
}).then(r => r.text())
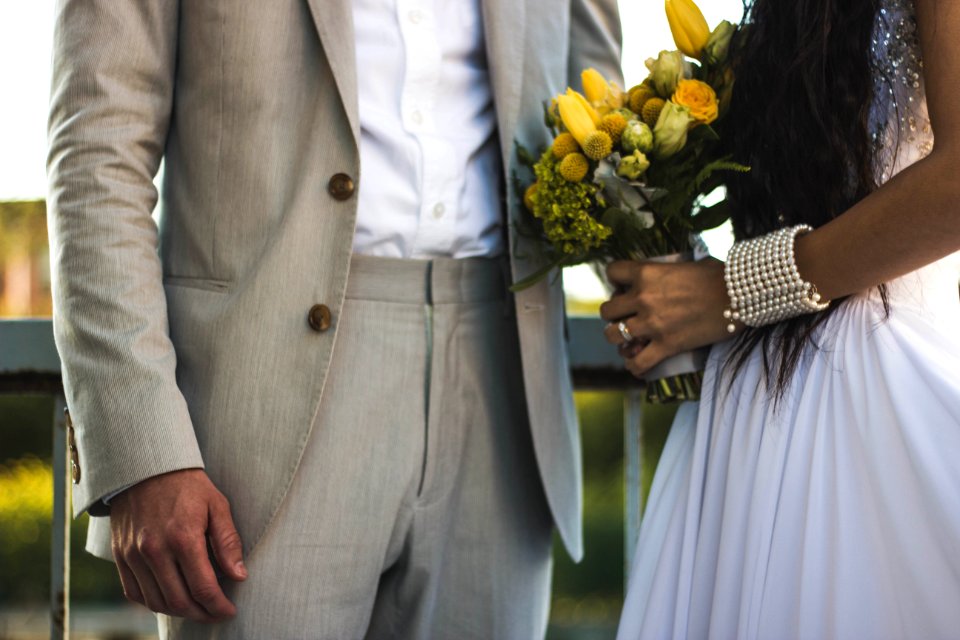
top-left (307, 304), bottom-right (333, 332)
top-left (432, 203), bottom-right (445, 219)
top-left (328, 173), bottom-right (355, 201)
top-left (408, 10), bottom-right (423, 24)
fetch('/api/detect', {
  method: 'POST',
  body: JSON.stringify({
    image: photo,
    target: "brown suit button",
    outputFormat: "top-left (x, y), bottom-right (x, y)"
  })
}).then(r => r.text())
top-left (328, 173), bottom-right (355, 201)
top-left (307, 304), bottom-right (333, 332)
top-left (71, 454), bottom-right (81, 484)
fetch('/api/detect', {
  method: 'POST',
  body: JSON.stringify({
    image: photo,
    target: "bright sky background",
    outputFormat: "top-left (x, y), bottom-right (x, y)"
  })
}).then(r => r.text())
top-left (0, 1), bottom-right (54, 201)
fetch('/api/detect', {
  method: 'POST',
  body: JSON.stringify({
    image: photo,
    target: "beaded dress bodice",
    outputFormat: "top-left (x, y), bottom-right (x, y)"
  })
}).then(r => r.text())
top-left (869, 0), bottom-right (933, 182)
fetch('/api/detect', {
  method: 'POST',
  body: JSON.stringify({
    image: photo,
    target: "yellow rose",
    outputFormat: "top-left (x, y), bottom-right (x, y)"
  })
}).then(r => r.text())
top-left (671, 79), bottom-right (718, 125)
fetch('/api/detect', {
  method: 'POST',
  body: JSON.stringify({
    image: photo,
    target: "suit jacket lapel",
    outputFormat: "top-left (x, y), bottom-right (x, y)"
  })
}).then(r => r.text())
top-left (482, 0), bottom-right (527, 175)
top-left (304, 0), bottom-right (360, 144)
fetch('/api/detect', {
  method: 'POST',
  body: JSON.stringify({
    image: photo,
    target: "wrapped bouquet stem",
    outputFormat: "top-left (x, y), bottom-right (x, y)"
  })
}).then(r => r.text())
top-left (513, 0), bottom-right (748, 402)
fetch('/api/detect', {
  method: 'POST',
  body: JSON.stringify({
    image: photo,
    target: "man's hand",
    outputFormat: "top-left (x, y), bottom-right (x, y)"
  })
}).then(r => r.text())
top-left (110, 469), bottom-right (247, 623)
top-left (600, 257), bottom-right (737, 377)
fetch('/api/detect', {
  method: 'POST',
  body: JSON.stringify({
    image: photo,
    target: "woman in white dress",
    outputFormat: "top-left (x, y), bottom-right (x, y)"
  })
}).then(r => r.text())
top-left (601, 0), bottom-right (960, 637)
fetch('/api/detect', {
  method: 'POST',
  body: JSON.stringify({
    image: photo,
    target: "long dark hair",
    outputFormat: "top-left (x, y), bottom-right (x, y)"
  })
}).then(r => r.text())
top-left (723, 0), bottom-right (885, 393)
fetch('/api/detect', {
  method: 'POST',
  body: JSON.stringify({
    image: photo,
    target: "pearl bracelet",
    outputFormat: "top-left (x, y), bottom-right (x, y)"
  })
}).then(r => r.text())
top-left (723, 224), bottom-right (830, 333)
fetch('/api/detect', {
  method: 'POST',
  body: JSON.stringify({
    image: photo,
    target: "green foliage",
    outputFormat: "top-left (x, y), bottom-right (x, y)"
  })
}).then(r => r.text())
top-left (0, 395), bottom-right (55, 464)
top-left (551, 392), bottom-right (625, 632)
top-left (0, 457), bottom-right (122, 604)
top-left (550, 392), bottom-right (679, 634)
top-left (531, 150), bottom-right (609, 258)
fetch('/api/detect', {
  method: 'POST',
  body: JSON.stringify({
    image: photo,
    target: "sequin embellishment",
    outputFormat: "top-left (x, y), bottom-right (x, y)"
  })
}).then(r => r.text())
top-left (869, 0), bottom-right (933, 182)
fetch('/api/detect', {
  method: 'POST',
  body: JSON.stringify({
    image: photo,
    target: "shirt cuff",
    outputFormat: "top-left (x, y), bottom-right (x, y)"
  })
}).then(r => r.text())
top-left (101, 482), bottom-right (136, 505)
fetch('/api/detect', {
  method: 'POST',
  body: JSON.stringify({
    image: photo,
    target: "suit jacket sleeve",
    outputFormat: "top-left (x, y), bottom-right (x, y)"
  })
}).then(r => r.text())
top-left (47, 0), bottom-right (204, 517)
top-left (568, 0), bottom-right (624, 89)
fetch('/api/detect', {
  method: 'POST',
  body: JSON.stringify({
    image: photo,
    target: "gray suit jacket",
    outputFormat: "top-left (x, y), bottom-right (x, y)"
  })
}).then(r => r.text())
top-left (47, 0), bottom-right (621, 562)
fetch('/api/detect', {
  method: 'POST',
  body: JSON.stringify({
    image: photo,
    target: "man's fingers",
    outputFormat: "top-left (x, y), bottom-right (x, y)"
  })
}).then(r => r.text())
top-left (606, 260), bottom-right (637, 287)
top-left (108, 470), bottom-right (243, 621)
top-left (176, 536), bottom-right (237, 619)
top-left (115, 556), bottom-right (145, 605)
top-left (145, 551), bottom-right (219, 623)
top-left (208, 498), bottom-right (247, 582)
top-left (124, 552), bottom-right (172, 616)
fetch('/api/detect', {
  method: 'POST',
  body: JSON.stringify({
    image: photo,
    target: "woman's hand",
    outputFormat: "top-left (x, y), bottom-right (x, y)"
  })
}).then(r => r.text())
top-left (600, 257), bottom-right (737, 377)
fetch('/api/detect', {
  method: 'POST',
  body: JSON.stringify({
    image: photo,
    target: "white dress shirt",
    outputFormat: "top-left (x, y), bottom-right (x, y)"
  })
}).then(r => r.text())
top-left (351, 0), bottom-right (504, 258)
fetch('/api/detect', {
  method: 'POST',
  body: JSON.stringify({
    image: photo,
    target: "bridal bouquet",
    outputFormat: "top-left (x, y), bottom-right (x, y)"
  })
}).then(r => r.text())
top-left (514, 0), bottom-right (748, 403)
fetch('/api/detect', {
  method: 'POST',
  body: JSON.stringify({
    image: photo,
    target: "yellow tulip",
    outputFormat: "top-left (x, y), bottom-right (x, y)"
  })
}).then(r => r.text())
top-left (556, 92), bottom-right (597, 145)
top-left (665, 0), bottom-right (711, 59)
top-left (582, 68), bottom-right (609, 104)
top-left (581, 68), bottom-right (626, 112)
top-left (567, 88), bottom-right (603, 126)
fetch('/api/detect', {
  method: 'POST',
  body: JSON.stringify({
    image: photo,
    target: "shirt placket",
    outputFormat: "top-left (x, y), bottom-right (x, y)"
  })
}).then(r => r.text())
top-left (397, 0), bottom-right (459, 257)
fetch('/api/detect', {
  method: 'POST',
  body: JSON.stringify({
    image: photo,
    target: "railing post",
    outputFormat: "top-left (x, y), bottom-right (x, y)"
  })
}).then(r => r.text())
top-left (51, 394), bottom-right (70, 640)
top-left (623, 388), bottom-right (644, 582)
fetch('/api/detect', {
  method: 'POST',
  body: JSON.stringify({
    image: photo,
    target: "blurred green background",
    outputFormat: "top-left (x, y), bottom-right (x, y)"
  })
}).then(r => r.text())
top-left (0, 200), bottom-right (677, 638)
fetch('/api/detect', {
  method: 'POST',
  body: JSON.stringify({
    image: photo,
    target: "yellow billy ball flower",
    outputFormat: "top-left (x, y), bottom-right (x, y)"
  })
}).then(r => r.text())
top-left (556, 92), bottom-right (599, 145)
top-left (598, 113), bottom-right (628, 143)
top-left (582, 130), bottom-right (613, 161)
top-left (524, 182), bottom-right (538, 211)
top-left (559, 153), bottom-right (590, 182)
top-left (629, 84), bottom-right (656, 114)
top-left (552, 132), bottom-right (580, 159)
top-left (642, 97), bottom-right (666, 129)
top-left (672, 79), bottom-right (718, 125)
top-left (665, 0), bottom-right (711, 59)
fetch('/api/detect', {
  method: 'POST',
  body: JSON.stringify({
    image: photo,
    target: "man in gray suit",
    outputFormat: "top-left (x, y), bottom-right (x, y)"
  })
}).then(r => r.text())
top-left (47, 0), bottom-right (620, 637)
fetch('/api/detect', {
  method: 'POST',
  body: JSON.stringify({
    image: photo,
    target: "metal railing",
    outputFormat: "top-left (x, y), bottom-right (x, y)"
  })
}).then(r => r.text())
top-left (0, 317), bottom-right (645, 639)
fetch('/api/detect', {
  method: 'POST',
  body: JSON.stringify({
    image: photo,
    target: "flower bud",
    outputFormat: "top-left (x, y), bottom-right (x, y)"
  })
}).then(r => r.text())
top-left (704, 20), bottom-right (735, 64)
top-left (665, 0), bottom-right (711, 59)
top-left (582, 68), bottom-right (610, 105)
top-left (645, 50), bottom-right (690, 97)
top-left (568, 88), bottom-right (603, 126)
top-left (617, 150), bottom-right (651, 181)
top-left (556, 92), bottom-right (598, 145)
top-left (653, 101), bottom-right (695, 157)
top-left (621, 120), bottom-right (654, 154)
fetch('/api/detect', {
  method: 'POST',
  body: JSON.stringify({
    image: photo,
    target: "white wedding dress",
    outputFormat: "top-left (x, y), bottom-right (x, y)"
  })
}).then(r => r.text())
top-left (616, 1), bottom-right (960, 638)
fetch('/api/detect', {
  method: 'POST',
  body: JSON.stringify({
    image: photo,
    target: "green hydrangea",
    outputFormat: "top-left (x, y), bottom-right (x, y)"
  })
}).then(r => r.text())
top-left (531, 150), bottom-right (611, 256)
